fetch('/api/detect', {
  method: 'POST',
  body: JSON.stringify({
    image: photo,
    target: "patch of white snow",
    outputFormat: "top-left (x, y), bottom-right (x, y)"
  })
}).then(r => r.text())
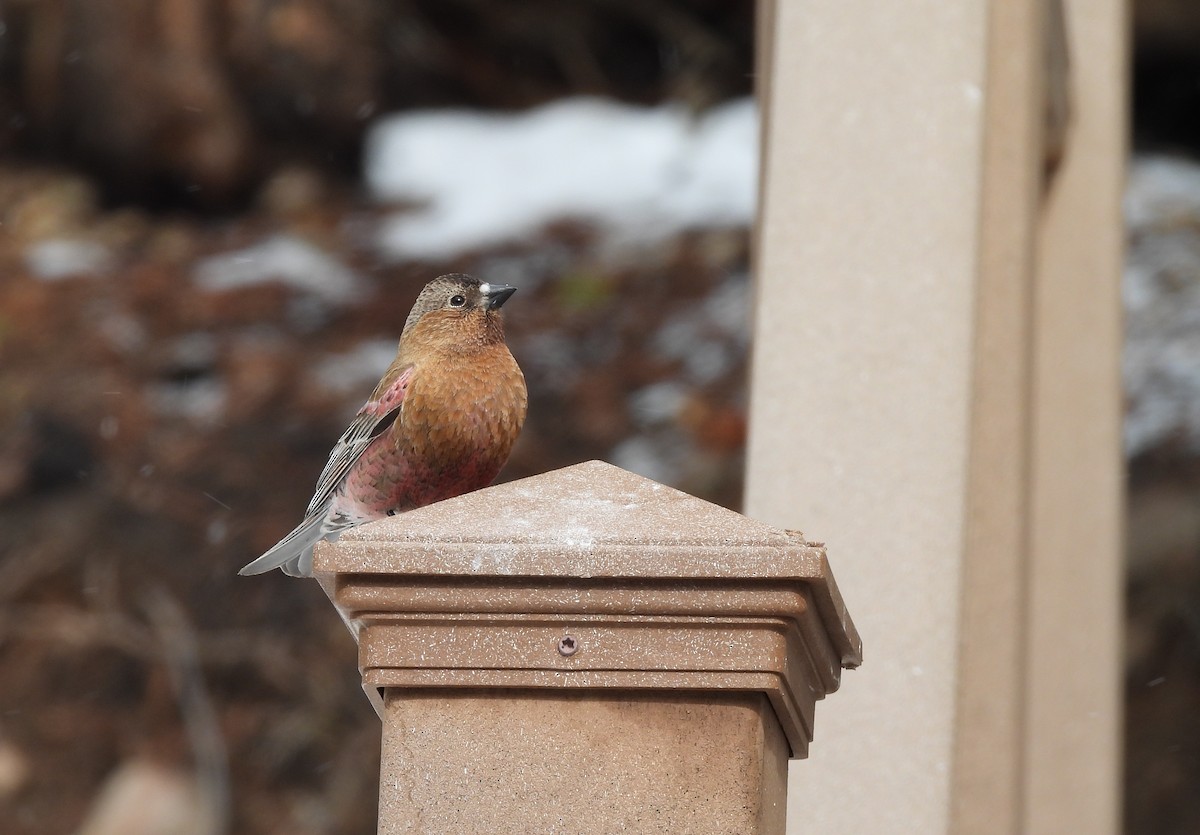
top-left (312, 339), bottom-right (399, 395)
top-left (25, 239), bottom-right (112, 280)
top-left (1124, 154), bottom-right (1200, 456)
top-left (193, 234), bottom-right (369, 305)
top-left (366, 97), bottom-right (757, 259)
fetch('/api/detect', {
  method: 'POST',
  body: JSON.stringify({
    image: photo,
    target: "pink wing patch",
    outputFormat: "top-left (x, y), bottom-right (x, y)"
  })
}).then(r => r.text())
top-left (359, 365), bottom-right (414, 418)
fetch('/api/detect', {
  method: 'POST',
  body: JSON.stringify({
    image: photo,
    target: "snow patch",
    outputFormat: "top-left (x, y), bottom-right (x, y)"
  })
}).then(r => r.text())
top-left (1124, 154), bottom-right (1200, 455)
top-left (25, 239), bottom-right (112, 280)
top-left (609, 435), bottom-right (682, 486)
top-left (145, 379), bottom-right (227, 426)
top-left (1125, 155), bottom-right (1200, 229)
top-left (629, 381), bottom-right (689, 427)
top-left (312, 339), bottom-right (399, 395)
top-left (366, 97), bottom-right (757, 259)
top-left (193, 234), bottom-right (369, 305)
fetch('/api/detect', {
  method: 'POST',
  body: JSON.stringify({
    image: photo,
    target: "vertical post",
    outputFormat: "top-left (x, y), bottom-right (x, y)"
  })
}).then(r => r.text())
top-left (1023, 0), bottom-right (1125, 830)
top-left (749, 1), bottom-right (989, 831)
top-left (748, 0), bottom-right (1124, 832)
top-left (315, 461), bottom-right (860, 835)
top-left (376, 691), bottom-right (789, 835)
top-left (951, 0), bottom-right (1046, 830)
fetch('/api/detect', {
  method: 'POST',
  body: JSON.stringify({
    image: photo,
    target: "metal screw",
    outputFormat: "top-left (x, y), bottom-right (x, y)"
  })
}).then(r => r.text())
top-left (557, 635), bottom-right (578, 657)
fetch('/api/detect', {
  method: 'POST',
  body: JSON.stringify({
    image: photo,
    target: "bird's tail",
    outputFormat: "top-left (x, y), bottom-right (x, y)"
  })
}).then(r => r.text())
top-left (238, 513), bottom-right (328, 577)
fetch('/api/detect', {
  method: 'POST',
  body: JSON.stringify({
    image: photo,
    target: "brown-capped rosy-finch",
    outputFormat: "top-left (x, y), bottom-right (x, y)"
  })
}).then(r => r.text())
top-left (239, 273), bottom-right (527, 577)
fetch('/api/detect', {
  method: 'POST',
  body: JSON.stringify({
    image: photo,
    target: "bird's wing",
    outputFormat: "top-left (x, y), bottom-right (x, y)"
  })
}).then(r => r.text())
top-left (304, 364), bottom-right (414, 517)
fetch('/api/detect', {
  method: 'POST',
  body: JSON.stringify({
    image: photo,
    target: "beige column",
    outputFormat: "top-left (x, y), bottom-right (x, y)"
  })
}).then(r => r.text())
top-left (377, 690), bottom-right (788, 834)
top-left (748, 0), bottom-right (1124, 832)
top-left (1023, 0), bottom-right (1125, 830)
top-left (314, 461), bottom-right (860, 835)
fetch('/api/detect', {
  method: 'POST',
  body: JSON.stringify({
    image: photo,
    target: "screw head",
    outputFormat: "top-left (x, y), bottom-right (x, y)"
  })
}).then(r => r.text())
top-left (557, 635), bottom-right (578, 657)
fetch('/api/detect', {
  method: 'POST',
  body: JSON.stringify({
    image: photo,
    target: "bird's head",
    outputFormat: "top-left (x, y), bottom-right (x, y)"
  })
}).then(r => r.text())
top-left (401, 273), bottom-right (517, 349)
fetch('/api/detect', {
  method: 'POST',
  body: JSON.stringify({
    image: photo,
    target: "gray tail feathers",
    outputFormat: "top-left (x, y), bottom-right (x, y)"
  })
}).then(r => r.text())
top-left (238, 514), bottom-right (327, 577)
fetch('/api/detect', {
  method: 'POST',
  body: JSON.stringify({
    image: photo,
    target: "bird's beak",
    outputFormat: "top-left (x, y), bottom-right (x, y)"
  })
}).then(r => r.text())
top-left (483, 283), bottom-right (517, 311)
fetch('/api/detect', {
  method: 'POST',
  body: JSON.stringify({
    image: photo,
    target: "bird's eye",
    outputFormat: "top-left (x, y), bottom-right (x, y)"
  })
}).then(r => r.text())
top-left (449, 295), bottom-right (466, 307)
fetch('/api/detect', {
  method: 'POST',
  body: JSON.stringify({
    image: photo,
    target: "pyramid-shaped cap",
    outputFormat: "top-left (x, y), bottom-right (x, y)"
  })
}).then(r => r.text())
top-left (323, 459), bottom-right (809, 576)
top-left (315, 460), bottom-right (860, 668)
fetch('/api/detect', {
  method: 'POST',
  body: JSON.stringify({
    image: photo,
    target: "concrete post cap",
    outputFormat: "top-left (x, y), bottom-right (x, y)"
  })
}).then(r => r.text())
top-left (314, 460), bottom-right (861, 757)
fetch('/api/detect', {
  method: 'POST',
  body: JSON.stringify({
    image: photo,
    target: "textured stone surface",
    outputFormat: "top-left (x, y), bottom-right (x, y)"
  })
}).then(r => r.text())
top-left (378, 689), bottom-right (787, 835)
top-left (316, 461), bottom-right (861, 672)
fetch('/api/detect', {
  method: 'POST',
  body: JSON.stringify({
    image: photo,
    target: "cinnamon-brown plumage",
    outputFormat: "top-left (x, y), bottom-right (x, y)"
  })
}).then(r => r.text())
top-left (239, 274), bottom-right (527, 577)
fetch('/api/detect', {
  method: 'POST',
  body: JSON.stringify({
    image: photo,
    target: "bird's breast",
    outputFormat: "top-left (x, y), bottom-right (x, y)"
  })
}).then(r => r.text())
top-left (388, 345), bottom-right (527, 502)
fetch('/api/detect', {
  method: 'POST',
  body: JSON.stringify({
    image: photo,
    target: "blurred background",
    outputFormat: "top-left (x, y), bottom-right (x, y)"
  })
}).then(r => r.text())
top-left (0, 1), bottom-right (1195, 833)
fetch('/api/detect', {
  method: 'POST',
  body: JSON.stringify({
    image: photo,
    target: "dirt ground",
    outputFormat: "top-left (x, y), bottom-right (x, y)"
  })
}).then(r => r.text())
top-left (0, 163), bottom-right (751, 834)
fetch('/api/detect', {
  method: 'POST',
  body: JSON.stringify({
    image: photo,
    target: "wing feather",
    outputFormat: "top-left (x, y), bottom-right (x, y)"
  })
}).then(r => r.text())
top-left (304, 364), bottom-right (413, 516)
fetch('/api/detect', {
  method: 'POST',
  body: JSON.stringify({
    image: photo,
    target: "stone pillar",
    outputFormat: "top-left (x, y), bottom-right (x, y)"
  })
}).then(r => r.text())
top-left (313, 461), bottom-right (860, 835)
top-left (749, 0), bottom-right (1124, 832)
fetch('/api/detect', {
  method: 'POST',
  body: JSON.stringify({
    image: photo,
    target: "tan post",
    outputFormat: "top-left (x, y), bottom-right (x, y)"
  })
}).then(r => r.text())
top-left (313, 461), bottom-right (860, 834)
top-left (749, 0), bottom-right (1124, 832)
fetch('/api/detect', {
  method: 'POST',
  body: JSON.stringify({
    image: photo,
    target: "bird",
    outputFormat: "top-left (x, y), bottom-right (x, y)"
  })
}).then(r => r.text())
top-left (239, 273), bottom-right (527, 577)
